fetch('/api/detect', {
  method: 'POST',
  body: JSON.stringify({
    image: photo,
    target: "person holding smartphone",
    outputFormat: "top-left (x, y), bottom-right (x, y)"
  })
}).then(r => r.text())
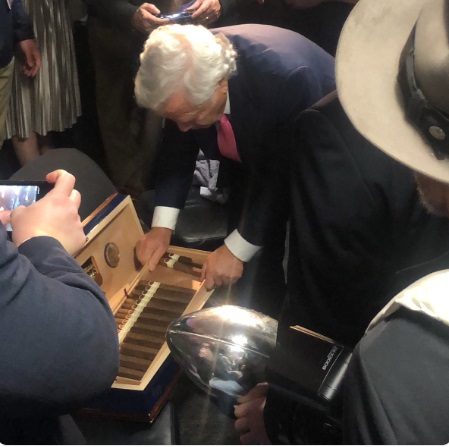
top-left (81, 0), bottom-right (238, 200)
top-left (0, 169), bottom-right (119, 444)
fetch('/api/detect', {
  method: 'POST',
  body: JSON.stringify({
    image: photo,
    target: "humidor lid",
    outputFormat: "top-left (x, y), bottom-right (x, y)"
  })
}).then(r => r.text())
top-left (75, 193), bottom-right (144, 312)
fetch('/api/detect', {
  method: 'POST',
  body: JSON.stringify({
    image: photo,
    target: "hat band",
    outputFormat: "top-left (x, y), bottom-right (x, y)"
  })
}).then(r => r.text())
top-left (398, 25), bottom-right (449, 160)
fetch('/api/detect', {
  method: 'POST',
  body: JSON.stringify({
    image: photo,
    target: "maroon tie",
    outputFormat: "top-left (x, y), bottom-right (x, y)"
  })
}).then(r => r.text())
top-left (217, 114), bottom-right (241, 162)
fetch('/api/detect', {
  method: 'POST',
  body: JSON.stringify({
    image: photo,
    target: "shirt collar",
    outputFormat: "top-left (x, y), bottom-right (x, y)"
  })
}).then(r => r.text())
top-left (224, 92), bottom-right (230, 115)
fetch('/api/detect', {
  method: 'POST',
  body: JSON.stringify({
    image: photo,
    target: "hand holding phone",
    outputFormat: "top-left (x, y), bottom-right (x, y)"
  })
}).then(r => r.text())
top-left (0, 210), bottom-right (11, 228)
top-left (132, 3), bottom-right (169, 33)
top-left (10, 170), bottom-right (85, 255)
top-left (181, 0), bottom-right (221, 25)
top-left (157, 0), bottom-right (195, 23)
top-left (0, 180), bottom-right (51, 231)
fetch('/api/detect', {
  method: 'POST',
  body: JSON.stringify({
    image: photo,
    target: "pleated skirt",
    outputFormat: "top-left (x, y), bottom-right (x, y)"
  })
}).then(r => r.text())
top-left (6, 0), bottom-right (81, 138)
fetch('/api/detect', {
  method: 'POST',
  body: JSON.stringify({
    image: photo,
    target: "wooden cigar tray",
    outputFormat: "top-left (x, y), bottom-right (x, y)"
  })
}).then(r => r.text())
top-left (74, 193), bottom-right (213, 420)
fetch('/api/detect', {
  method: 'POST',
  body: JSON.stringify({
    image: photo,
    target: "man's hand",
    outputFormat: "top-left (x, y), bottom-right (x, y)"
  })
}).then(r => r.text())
top-left (131, 3), bottom-right (169, 33)
top-left (10, 170), bottom-right (84, 255)
top-left (234, 382), bottom-right (271, 445)
top-left (0, 210), bottom-right (11, 227)
top-left (201, 244), bottom-right (243, 290)
top-left (17, 39), bottom-right (41, 77)
top-left (186, 0), bottom-right (221, 26)
top-left (135, 227), bottom-right (172, 270)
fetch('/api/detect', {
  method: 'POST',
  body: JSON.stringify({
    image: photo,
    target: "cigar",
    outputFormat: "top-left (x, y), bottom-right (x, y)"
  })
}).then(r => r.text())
top-left (138, 311), bottom-right (176, 324)
top-left (147, 297), bottom-right (187, 313)
top-left (118, 364), bottom-right (150, 380)
top-left (120, 342), bottom-right (160, 358)
top-left (115, 308), bottom-right (132, 319)
top-left (124, 331), bottom-right (164, 348)
top-left (164, 252), bottom-right (203, 269)
top-left (120, 355), bottom-right (152, 372)
top-left (140, 306), bottom-right (181, 320)
top-left (159, 257), bottom-right (202, 278)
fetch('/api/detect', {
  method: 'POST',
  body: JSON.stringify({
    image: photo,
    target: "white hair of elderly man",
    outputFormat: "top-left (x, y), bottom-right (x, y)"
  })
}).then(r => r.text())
top-left (135, 24), bottom-right (237, 111)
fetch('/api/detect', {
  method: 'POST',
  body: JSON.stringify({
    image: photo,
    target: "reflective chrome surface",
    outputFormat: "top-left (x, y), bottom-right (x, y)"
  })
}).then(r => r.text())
top-left (166, 305), bottom-right (278, 398)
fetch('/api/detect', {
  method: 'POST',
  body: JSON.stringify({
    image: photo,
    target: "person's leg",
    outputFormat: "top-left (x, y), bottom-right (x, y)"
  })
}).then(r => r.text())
top-left (0, 59), bottom-right (15, 146)
top-left (87, 18), bottom-right (146, 198)
top-left (343, 308), bottom-right (449, 445)
top-left (12, 131), bottom-right (40, 165)
top-left (37, 133), bottom-right (52, 155)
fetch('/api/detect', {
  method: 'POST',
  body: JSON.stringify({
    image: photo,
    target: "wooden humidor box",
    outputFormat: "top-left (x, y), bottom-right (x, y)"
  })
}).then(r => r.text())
top-left (74, 193), bottom-right (213, 420)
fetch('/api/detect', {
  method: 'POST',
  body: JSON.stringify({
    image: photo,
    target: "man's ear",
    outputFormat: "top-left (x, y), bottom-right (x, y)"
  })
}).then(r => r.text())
top-left (217, 78), bottom-right (228, 94)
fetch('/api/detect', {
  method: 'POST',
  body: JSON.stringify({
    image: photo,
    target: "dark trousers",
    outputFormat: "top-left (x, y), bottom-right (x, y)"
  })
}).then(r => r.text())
top-left (87, 18), bottom-right (160, 197)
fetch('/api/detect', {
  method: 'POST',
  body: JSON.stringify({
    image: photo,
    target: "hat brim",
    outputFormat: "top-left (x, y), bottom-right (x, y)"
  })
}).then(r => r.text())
top-left (336, 0), bottom-right (449, 183)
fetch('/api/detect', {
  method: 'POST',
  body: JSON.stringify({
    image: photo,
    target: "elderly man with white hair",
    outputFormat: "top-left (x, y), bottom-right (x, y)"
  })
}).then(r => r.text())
top-left (134, 23), bottom-right (335, 318)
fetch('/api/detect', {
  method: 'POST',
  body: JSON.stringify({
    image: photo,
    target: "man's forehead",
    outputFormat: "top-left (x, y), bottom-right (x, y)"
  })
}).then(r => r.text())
top-left (160, 91), bottom-right (196, 116)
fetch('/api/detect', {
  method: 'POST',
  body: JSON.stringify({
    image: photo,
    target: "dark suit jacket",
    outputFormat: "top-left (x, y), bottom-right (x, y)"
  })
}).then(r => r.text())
top-left (282, 94), bottom-right (449, 347)
top-left (0, 229), bottom-right (119, 444)
top-left (263, 95), bottom-right (449, 444)
top-left (154, 24), bottom-right (335, 246)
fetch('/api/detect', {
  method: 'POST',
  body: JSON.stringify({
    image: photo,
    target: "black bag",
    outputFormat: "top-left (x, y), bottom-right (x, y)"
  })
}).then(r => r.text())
top-left (264, 325), bottom-right (352, 444)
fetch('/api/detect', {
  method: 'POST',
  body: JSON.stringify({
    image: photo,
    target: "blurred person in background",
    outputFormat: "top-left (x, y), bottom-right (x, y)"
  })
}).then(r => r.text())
top-left (5, 0), bottom-right (81, 166)
top-left (0, 0), bottom-right (39, 149)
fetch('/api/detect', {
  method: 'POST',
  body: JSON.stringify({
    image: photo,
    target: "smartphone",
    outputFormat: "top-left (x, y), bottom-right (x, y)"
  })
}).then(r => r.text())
top-left (157, 11), bottom-right (193, 23)
top-left (0, 180), bottom-right (52, 231)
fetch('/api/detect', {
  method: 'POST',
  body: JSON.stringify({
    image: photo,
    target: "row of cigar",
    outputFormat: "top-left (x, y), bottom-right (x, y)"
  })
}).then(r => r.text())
top-left (115, 280), bottom-right (195, 381)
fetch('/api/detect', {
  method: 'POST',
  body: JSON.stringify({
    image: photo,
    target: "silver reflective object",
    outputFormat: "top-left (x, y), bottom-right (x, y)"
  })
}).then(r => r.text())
top-left (166, 305), bottom-right (278, 398)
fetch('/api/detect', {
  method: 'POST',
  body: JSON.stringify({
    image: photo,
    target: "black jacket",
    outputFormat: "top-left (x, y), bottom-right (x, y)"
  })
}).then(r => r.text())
top-left (0, 0), bottom-right (34, 68)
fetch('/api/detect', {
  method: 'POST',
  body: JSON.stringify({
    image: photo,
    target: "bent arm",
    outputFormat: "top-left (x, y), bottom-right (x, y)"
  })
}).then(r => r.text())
top-left (0, 230), bottom-right (119, 418)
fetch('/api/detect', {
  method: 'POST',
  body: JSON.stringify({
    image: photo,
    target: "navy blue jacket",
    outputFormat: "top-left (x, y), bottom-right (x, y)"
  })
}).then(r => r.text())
top-left (0, 227), bottom-right (119, 443)
top-left (154, 24), bottom-right (335, 246)
top-left (0, 0), bottom-right (34, 68)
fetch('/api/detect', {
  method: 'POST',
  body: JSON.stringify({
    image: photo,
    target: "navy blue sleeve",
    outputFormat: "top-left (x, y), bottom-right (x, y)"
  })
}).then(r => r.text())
top-left (154, 119), bottom-right (200, 209)
top-left (11, 0), bottom-right (34, 43)
top-left (0, 227), bottom-right (119, 418)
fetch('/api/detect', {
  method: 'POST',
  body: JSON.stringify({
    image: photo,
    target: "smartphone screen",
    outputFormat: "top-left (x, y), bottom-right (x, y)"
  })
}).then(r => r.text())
top-left (0, 182), bottom-right (47, 231)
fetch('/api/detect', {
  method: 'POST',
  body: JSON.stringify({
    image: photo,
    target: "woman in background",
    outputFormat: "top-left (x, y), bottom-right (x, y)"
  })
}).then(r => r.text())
top-left (5, 0), bottom-right (81, 165)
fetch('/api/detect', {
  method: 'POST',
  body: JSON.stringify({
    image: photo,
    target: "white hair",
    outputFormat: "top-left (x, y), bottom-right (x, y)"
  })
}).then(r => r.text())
top-left (135, 24), bottom-right (237, 110)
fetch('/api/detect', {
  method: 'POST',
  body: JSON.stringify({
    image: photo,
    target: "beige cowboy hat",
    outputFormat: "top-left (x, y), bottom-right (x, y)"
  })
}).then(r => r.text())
top-left (336, 0), bottom-right (449, 183)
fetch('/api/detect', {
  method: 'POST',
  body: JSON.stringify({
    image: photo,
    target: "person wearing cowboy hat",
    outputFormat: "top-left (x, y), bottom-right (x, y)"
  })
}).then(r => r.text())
top-left (338, 0), bottom-right (449, 444)
top-left (234, 0), bottom-right (449, 444)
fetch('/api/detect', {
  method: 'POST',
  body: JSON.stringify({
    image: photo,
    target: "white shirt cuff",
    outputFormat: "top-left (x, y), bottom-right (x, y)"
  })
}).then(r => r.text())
top-left (224, 229), bottom-right (262, 262)
top-left (151, 206), bottom-right (180, 230)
